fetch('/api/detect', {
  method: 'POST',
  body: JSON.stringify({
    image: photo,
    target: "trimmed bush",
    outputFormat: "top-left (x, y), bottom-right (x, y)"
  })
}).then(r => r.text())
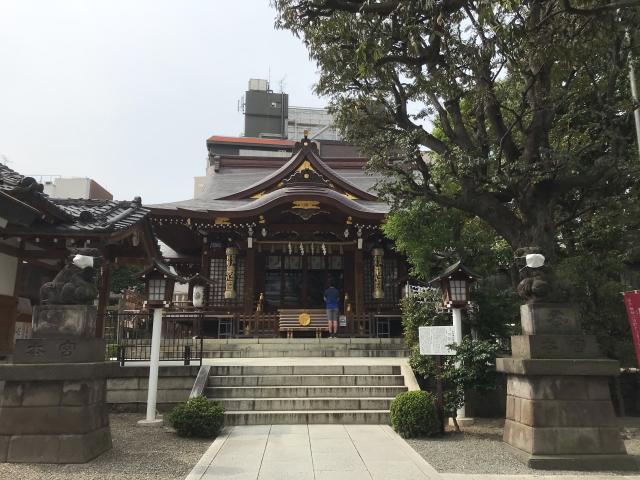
top-left (168, 395), bottom-right (225, 438)
top-left (389, 390), bottom-right (439, 438)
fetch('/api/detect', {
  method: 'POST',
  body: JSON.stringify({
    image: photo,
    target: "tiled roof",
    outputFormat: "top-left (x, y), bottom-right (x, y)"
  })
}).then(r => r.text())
top-left (0, 163), bottom-right (149, 234)
top-left (0, 163), bottom-right (26, 192)
top-left (49, 198), bottom-right (149, 232)
top-left (206, 135), bottom-right (295, 147)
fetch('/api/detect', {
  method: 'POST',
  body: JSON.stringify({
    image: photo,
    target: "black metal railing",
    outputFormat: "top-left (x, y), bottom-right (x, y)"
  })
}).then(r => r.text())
top-left (104, 310), bottom-right (203, 366)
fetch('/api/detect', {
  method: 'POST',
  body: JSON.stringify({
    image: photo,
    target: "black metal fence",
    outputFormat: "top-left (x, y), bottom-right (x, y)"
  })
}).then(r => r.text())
top-left (104, 311), bottom-right (203, 366)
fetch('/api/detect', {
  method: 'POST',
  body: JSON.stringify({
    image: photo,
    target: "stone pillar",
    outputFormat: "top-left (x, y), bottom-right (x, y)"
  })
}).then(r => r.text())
top-left (0, 305), bottom-right (112, 463)
top-left (496, 303), bottom-right (635, 470)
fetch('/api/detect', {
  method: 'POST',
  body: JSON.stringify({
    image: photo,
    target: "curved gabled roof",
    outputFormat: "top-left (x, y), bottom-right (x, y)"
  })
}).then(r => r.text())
top-left (219, 140), bottom-right (378, 201)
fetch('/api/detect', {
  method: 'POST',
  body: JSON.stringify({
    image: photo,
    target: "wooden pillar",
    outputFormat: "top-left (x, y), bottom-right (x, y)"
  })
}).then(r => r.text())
top-left (95, 262), bottom-right (111, 338)
top-left (201, 240), bottom-right (211, 307)
top-left (244, 246), bottom-right (255, 313)
top-left (354, 248), bottom-right (364, 316)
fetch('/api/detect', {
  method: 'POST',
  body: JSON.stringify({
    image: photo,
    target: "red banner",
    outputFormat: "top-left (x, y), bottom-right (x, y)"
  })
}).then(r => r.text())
top-left (623, 291), bottom-right (640, 368)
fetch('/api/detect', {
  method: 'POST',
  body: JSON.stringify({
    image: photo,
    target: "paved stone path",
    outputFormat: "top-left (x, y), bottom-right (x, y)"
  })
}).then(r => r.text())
top-left (184, 424), bottom-right (441, 480)
top-left (185, 424), bottom-right (640, 480)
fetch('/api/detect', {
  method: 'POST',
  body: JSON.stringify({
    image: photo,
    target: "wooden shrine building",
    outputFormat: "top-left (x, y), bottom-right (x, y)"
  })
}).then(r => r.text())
top-left (150, 136), bottom-right (407, 337)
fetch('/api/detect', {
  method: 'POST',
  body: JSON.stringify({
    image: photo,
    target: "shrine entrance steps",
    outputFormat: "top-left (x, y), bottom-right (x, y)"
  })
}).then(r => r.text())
top-left (201, 363), bottom-right (408, 425)
top-left (200, 337), bottom-right (410, 358)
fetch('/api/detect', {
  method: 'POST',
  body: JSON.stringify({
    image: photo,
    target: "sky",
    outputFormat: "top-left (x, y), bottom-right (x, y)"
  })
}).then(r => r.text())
top-left (0, 0), bottom-right (324, 204)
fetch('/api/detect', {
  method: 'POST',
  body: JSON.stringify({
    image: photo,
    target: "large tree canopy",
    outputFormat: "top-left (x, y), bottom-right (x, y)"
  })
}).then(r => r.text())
top-left (274, 0), bottom-right (640, 267)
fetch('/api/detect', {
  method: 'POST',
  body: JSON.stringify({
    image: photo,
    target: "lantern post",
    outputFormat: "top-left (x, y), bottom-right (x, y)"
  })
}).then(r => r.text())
top-left (137, 260), bottom-right (184, 426)
top-left (429, 260), bottom-right (480, 424)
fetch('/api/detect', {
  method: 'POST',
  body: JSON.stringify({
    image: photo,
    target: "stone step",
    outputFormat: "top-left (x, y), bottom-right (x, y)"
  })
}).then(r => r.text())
top-left (208, 365), bottom-right (401, 376)
top-left (207, 374), bottom-right (405, 387)
top-left (204, 385), bottom-right (407, 398)
top-left (201, 349), bottom-right (410, 358)
top-left (223, 410), bottom-right (391, 425)
top-left (209, 397), bottom-right (394, 411)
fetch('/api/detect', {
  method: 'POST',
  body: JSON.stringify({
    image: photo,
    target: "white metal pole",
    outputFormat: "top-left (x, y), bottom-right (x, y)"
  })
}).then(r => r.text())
top-left (452, 307), bottom-right (466, 419)
top-left (452, 308), bottom-right (463, 344)
top-left (139, 307), bottom-right (163, 426)
top-left (629, 59), bottom-right (640, 158)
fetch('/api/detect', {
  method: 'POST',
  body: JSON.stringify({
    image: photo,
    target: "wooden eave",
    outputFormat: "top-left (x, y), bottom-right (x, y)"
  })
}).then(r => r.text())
top-left (151, 186), bottom-right (385, 221)
top-left (0, 190), bottom-right (44, 228)
top-left (138, 258), bottom-right (187, 283)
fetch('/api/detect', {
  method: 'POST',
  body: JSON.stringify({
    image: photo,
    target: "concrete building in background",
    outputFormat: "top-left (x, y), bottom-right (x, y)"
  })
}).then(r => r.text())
top-left (41, 176), bottom-right (113, 200)
top-left (242, 79), bottom-right (288, 139)
top-left (241, 79), bottom-right (342, 141)
top-left (288, 106), bottom-right (341, 141)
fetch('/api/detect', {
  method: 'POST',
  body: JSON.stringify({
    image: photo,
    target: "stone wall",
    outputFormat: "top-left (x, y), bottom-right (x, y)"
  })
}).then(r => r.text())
top-left (106, 365), bottom-right (199, 412)
top-left (614, 371), bottom-right (640, 416)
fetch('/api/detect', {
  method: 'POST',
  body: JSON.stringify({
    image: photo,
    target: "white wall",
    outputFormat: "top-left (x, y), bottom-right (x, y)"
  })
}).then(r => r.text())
top-left (43, 177), bottom-right (90, 199)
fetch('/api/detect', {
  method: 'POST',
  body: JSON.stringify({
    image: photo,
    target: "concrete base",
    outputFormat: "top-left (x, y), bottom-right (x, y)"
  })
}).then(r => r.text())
top-left (137, 418), bottom-right (164, 427)
top-left (32, 305), bottom-right (97, 338)
top-left (0, 361), bottom-right (112, 463)
top-left (450, 417), bottom-right (474, 427)
top-left (506, 443), bottom-right (638, 471)
top-left (14, 338), bottom-right (105, 364)
top-left (497, 303), bottom-right (634, 470)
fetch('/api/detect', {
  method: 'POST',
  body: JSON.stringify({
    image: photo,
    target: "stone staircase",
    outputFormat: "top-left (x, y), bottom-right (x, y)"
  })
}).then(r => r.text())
top-left (201, 338), bottom-right (410, 358)
top-left (202, 364), bottom-right (408, 425)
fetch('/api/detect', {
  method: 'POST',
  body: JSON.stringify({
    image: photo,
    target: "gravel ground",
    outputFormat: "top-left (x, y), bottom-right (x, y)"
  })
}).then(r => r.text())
top-left (407, 417), bottom-right (640, 476)
top-left (0, 414), bottom-right (212, 480)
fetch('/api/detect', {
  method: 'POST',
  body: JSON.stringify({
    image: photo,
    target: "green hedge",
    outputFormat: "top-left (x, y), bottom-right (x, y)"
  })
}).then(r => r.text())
top-left (390, 390), bottom-right (439, 438)
top-left (168, 396), bottom-right (225, 438)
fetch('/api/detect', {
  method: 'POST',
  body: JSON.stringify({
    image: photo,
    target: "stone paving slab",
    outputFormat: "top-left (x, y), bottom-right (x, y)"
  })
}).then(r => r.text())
top-left (184, 424), bottom-right (441, 480)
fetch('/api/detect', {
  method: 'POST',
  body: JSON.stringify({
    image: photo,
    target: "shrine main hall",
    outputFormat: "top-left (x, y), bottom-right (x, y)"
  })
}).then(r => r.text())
top-left (149, 134), bottom-right (407, 337)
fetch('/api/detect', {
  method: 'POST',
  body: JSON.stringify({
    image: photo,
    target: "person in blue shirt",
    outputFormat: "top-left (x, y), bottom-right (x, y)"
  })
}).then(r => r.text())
top-left (324, 280), bottom-right (340, 338)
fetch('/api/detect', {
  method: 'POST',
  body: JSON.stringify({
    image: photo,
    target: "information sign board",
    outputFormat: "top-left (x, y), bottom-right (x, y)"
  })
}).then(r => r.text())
top-left (419, 326), bottom-right (456, 356)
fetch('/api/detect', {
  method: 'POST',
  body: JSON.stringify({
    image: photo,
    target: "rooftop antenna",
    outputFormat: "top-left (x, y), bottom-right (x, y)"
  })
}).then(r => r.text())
top-left (279, 76), bottom-right (287, 93)
top-left (268, 67), bottom-right (271, 91)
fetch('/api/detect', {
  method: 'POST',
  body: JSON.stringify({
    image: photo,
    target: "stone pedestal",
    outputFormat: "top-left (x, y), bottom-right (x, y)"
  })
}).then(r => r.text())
top-left (0, 305), bottom-right (112, 463)
top-left (496, 303), bottom-right (636, 470)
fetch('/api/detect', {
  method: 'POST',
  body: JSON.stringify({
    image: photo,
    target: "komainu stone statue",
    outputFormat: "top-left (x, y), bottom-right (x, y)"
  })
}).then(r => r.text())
top-left (40, 249), bottom-right (102, 305)
top-left (515, 247), bottom-right (555, 303)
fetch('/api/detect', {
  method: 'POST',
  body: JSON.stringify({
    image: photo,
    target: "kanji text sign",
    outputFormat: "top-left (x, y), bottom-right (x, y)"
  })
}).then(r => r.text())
top-left (419, 326), bottom-right (456, 356)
